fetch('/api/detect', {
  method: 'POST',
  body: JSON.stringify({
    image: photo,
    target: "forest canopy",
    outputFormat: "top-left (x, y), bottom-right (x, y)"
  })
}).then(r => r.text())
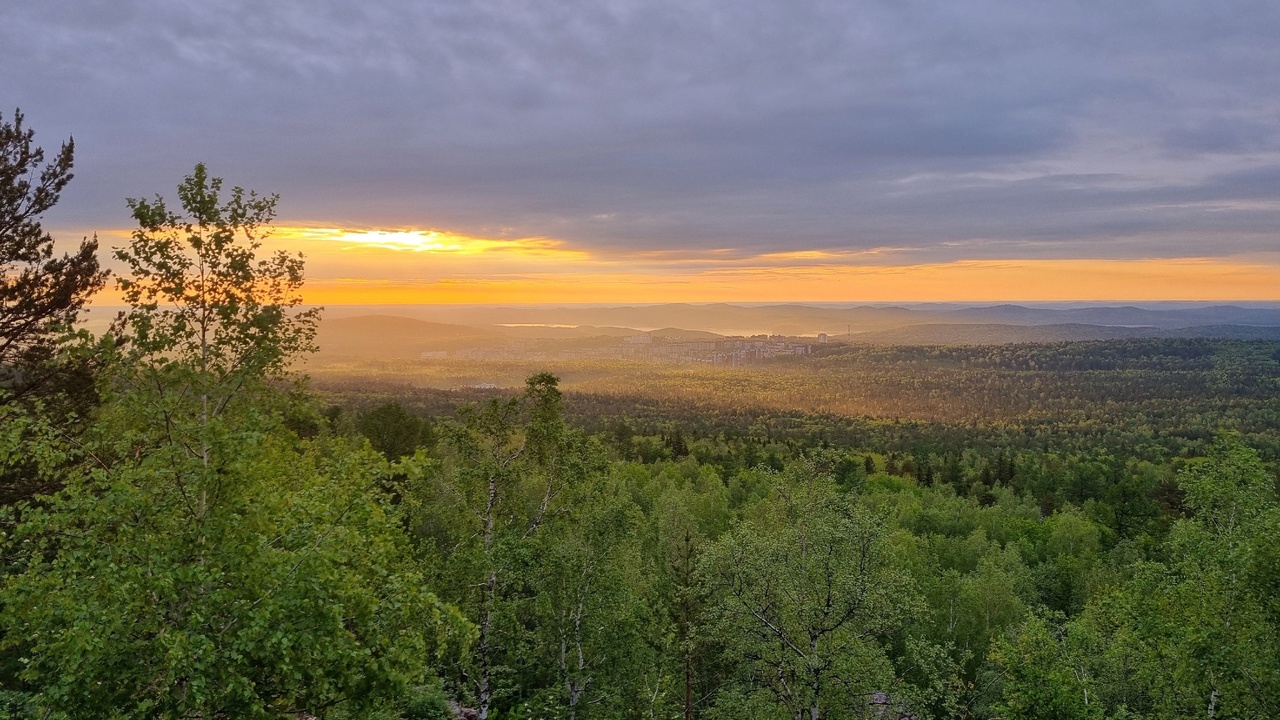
top-left (1, 152), bottom-right (1277, 720)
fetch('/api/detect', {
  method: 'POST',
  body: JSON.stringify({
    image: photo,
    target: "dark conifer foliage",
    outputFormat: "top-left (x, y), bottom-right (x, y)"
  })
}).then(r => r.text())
top-left (0, 109), bottom-right (107, 399)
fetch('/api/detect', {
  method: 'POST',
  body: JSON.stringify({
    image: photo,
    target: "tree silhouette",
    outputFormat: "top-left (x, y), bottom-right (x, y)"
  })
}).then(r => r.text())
top-left (0, 109), bottom-right (107, 399)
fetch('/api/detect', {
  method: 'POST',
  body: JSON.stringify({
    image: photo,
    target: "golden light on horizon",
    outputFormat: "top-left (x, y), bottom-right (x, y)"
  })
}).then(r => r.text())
top-left (85, 224), bottom-right (1280, 306)
top-left (270, 226), bottom-right (589, 259)
top-left (287, 256), bottom-right (1280, 305)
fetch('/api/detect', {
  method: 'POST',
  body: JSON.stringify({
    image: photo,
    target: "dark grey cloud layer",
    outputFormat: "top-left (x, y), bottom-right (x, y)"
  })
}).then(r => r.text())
top-left (4, 0), bottom-right (1279, 259)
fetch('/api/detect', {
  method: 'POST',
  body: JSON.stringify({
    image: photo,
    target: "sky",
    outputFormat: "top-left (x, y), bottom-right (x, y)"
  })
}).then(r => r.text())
top-left (4, 0), bottom-right (1280, 303)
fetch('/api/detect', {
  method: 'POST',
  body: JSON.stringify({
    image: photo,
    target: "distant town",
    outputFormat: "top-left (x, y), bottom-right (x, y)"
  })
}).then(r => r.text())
top-left (433, 333), bottom-right (830, 364)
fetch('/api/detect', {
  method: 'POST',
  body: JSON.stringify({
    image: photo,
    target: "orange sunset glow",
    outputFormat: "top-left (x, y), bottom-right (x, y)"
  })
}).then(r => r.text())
top-left (83, 225), bottom-right (1280, 305)
top-left (292, 257), bottom-right (1280, 305)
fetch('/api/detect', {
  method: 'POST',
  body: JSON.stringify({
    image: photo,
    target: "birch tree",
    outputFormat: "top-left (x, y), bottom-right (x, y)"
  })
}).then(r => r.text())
top-left (407, 374), bottom-right (601, 719)
top-left (700, 464), bottom-right (919, 720)
top-left (0, 166), bottom-right (464, 718)
top-left (113, 163), bottom-right (317, 424)
top-left (529, 473), bottom-right (656, 720)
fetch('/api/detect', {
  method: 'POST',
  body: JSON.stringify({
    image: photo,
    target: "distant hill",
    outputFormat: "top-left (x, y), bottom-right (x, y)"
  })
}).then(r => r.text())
top-left (1172, 325), bottom-right (1280, 340)
top-left (315, 315), bottom-right (499, 358)
top-left (315, 302), bottom-right (1280, 337)
top-left (307, 305), bottom-right (1280, 358)
top-left (849, 322), bottom-right (1280, 345)
top-left (492, 324), bottom-right (638, 339)
top-left (947, 304), bottom-right (1280, 328)
top-left (850, 323), bottom-right (1154, 345)
top-left (649, 327), bottom-right (724, 340)
top-left (319, 303), bottom-right (950, 336)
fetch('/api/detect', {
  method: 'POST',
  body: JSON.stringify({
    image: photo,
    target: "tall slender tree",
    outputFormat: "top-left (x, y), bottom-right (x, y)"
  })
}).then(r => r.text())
top-left (406, 374), bottom-right (604, 718)
top-left (112, 163), bottom-right (319, 483)
top-left (113, 162), bottom-right (317, 384)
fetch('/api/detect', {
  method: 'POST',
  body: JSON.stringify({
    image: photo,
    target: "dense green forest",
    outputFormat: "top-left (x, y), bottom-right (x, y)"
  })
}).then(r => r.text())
top-left (3, 128), bottom-right (1279, 719)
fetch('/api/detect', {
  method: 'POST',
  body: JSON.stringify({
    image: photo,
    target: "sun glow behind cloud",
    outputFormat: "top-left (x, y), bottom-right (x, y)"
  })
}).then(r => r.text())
top-left (271, 227), bottom-right (588, 259)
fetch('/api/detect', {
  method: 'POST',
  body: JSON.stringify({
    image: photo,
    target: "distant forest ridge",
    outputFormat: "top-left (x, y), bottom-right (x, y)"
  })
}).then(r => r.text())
top-left (315, 301), bottom-right (1280, 332)
top-left (298, 303), bottom-right (1280, 359)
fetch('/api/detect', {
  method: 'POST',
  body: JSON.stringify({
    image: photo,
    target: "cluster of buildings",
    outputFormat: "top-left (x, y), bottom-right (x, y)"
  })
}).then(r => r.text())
top-left (425, 334), bottom-right (825, 365)
top-left (617, 337), bottom-right (815, 365)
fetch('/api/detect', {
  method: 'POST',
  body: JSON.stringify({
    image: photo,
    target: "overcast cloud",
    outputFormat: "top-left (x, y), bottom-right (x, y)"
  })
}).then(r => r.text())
top-left (4, 0), bottom-right (1279, 261)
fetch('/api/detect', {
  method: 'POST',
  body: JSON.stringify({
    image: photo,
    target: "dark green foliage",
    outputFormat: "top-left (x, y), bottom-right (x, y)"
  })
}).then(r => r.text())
top-left (664, 426), bottom-right (690, 458)
top-left (0, 110), bottom-right (108, 507)
top-left (400, 683), bottom-right (453, 720)
top-left (833, 454), bottom-right (864, 490)
top-left (357, 402), bottom-right (429, 459)
top-left (0, 109), bottom-right (107, 401)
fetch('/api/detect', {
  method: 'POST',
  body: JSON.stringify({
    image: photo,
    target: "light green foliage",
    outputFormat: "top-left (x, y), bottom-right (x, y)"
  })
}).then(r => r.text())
top-left (1036, 506), bottom-right (1104, 614)
top-left (997, 436), bottom-right (1280, 719)
top-left (525, 474), bottom-right (657, 719)
top-left (0, 167), bottom-right (467, 719)
top-left (891, 636), bottom-right (967, 720)
top-left (114, 163), bottom-right (318, 382)
top-left (104, 163), bottom-right (322, 510)
top-left (0, 393), bottom-right (467, 719)
top-left (625, 458), bottom-right (734, 719)
top-left (935, 546), bottom-right (1032, 674)
top-left (699, 464), bottom-right (920, 720)
top-left (992, 612), bottom-right (1109, 720)
top-left (404, 373), bottom-right (610, 718)
top-left (1095, 437), bottom-right (1279, 718)
top-left (868, 479), bottom-right (1037, 708)
top-left (1178, 435), bottom-right (1276, 538)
